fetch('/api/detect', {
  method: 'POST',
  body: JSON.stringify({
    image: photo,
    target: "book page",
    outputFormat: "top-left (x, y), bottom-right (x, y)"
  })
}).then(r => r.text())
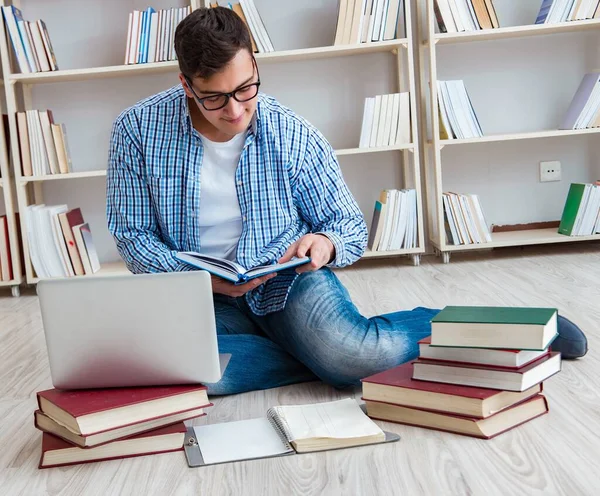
top-left (193, 418), bottom-right (293, 465)
top-left (271, 398), bottom-right (384, 441)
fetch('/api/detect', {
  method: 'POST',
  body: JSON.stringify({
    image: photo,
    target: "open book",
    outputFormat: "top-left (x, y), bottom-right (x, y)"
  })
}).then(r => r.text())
top-left (184, 398), bottom-right (398, 467)
top-left (175, 252), bottom-right (310, 284)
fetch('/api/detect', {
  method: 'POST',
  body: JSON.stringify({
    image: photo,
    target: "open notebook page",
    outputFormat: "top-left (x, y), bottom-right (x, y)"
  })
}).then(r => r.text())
top-left (193, 417), bottom-right (293, 465)
top-left (270, 398), bottom-right (384, 441)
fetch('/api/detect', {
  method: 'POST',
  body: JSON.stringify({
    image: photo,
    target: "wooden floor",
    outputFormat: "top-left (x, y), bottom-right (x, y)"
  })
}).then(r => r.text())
top-left (1, 244), bottom-right (599, 496)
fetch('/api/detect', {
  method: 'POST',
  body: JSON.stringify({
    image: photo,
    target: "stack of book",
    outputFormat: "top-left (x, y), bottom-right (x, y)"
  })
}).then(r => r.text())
top-left (434, 0), bottom-right (499, 33)
top-left (1, 6), bottom-right (58, 74)
top-left (210, 1), bottom-right (274, 53)
top-left (25, 205), bottom-right (101, 279)
top-left (0, 215), bottom-right (13, 282)
top-left (559, 72), bottom-right (600, 130)
top-left (442, 192), bottom-right (492, 245)
top-left (334, 0), bottom-right (406, 45)
top-left (35, 385), bottom-right (211, 468)
top-left (16, 110), bottom-right (72, 177)
top-left (536, 0), bottom-right (600, 24)
top-left (359, 92), bottom-right (411, 148)
top-left (558, 182), bottom-right (600, 236)
top-left (437, 80), bottom-right (483, 139)
top-left (124, 6), bottom-right (192, 65)
top-left (368, 188), bottom-right (418, 251)
top-left (362, 306), bottom-right (561, 439)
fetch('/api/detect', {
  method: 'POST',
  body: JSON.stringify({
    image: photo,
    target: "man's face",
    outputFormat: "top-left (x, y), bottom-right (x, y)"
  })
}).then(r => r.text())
top-left (183, 49), bottom-right (259, 138)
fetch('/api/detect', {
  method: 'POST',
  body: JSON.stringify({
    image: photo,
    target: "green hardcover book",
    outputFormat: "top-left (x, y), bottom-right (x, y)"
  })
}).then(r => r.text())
top-left (558, 183), bottom-right (587, 236)
top-left (430, 306), bottom-right (558, 351)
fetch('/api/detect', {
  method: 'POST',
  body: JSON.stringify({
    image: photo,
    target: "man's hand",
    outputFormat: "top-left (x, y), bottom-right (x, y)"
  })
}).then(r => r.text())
top-left (278, 234), bottom-right (335, 274)
top-left (211, 273), bottom-right (276, 298)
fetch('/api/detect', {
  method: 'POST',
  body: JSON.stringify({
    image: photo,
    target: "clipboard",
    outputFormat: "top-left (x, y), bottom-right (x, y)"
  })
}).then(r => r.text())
top-left (183, 403), bottom-right (400, 468)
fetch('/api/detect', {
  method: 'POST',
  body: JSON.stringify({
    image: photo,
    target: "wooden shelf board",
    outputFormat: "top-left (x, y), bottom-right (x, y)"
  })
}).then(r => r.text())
top-left (30, 261), bottom-right (129, 284)
top-left (19, 170), bottom-right (107, 182)
top-left (433, 19), bottom-right (600, 45)
top-left (336, 143), bottom-right (413, 156)
top-left (438, 127), bottom-right (600, 146)
top-left (0, 279), bottom-right (19, 287)
top-left (9, 40), bottom-right (407, 85)
top-left (434, 228), bottom-right (600, 252)
top-left (362, 247), bottom-right (423, 258)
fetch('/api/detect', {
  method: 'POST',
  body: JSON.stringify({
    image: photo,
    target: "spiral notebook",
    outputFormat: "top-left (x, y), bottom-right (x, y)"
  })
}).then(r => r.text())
top-left (184, 398), bottom-right (399, 467)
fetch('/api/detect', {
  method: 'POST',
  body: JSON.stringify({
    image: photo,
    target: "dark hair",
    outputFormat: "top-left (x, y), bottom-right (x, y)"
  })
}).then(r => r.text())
top-left (174, 7), bottom-right (253, 80)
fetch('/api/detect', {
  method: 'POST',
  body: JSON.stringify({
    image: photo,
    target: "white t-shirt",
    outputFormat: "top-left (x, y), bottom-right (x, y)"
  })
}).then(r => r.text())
top-left (198, 132), bottom-right (246, 261)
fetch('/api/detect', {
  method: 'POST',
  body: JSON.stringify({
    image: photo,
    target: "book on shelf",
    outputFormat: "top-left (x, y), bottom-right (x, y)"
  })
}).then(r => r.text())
top-left (364, 395), bottom-right (549, 439)
top-left (186, 398), bottom-right (392, 467)
top-left (210, 1), bottom-right (273, 53)
top-left (437, 80), bottom-right (483, 139)
top-left (175, 252), bottom-right (310, 284)
top-left (430, 305), bottom-right (558, 350)
top-left (25, 205), bottom-right (101, 279)
top-left (359, 92), bottom-right (411, 148)
top-left (1, 6), bottom-right (58, 73)
top-left (368, 188), bottom-right (418, 252)
top-left (442, 192), bottom-right (491, 245)
top-left (0, 215), bottom-right (13, 282)
top-left (434, 0), bottom-right (499, 33)
top-left (536, 0), bottom-right (600, 24)
top-left (39, 422), bottom-right (187, 469)
top-left (16, 110), bottom-right (73, 177)
top-left (559, 72), bottom-right (600, 130)
top-left (334, 0), bottom-right (406, 45)
top-left (35, 385), bottom-right (210, 447)
top-left (361, 362), bottom-right (543, 418)
top-left (558, 182), bottom-right (600, 236)
top-left (124, 6), bottom-right (192, 64)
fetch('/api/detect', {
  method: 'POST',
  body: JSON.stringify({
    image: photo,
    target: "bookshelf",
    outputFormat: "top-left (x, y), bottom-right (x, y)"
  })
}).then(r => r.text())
top-left (419, 1), bottom-right (600, 264)
top-left (0, 0), bottom-right (426, 287)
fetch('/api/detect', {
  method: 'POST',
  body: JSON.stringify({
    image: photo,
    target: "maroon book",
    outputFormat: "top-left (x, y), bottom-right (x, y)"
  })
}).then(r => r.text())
top-left (39, 422), bottom-right (187, 469)
top-left (412, 352), bottom-right (562, 391)
top-left (361, 363), bottom-right (542, 418)
top-left (364, 395), bottom-right (549, 439)
top-left (37, 385), bottom-right (210, 436)
top-left (417, 336), bottom-right (550, 369)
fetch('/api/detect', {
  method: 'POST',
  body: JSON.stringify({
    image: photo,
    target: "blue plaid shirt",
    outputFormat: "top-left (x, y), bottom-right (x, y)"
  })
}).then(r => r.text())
top-left (106, 84), bottom-right (367, 315)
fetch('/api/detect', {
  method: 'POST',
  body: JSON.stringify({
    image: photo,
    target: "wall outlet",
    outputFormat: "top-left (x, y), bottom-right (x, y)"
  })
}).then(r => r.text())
top-left (540, 161), bottom-right (561, 182)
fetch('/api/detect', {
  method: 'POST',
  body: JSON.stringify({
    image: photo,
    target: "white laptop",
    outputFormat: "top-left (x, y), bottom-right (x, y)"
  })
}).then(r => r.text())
top-left (37, 270), bottom-right (224, 389)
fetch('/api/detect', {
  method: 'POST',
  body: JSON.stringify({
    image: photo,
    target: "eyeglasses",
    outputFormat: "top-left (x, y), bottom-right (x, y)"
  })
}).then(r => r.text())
top-left (185, 76), bottom-right (261, 111)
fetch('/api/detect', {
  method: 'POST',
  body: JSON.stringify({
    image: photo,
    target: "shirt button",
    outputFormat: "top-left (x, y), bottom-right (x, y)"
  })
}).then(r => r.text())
top-left (237, 180), bottom-right (242, 186)
top-left (242, 216), bottom-right (247, 221)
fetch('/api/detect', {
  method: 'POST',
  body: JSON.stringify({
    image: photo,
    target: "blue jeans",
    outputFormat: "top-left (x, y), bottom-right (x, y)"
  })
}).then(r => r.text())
top-left (205, 267), bottom-right (439, 395)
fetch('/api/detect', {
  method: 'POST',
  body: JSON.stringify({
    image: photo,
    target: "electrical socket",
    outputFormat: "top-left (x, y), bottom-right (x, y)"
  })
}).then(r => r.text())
top-left (540, 161), bottom-right (561, 182)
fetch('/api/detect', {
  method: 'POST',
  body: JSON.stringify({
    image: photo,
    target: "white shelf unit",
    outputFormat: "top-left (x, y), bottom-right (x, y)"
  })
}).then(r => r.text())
top-left (419, 2), bottom-right (600, 264)
top-left (0, 0), bottom-right (427, 286)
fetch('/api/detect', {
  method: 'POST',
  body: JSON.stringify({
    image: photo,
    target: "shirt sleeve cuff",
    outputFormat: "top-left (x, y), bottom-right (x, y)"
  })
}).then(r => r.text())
top-left (315, 231), bottom-right (344, 267)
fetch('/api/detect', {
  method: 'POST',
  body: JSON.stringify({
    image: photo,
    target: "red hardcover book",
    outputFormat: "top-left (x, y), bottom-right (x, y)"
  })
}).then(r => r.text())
top-left (418, 336), bottom-right (550, 369)
top-left (364, 395), bottom-right (549, 439)
top-left (37, 385), bottom-right (210, 436)
top-left (412, 352), bottom-right (561, 391)
top-left (361, 363), bottom-right (542, 418)
top-left (0, 215), bottom-right (12, 281)
top-left (39, 422), bottom-right (186, 469)
top-left (34, 407), bottom-right (205, 448)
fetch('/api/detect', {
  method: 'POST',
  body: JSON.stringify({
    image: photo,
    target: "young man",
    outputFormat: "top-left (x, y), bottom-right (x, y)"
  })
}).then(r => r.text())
top-left (107, 8), bottom-right (587, 395)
